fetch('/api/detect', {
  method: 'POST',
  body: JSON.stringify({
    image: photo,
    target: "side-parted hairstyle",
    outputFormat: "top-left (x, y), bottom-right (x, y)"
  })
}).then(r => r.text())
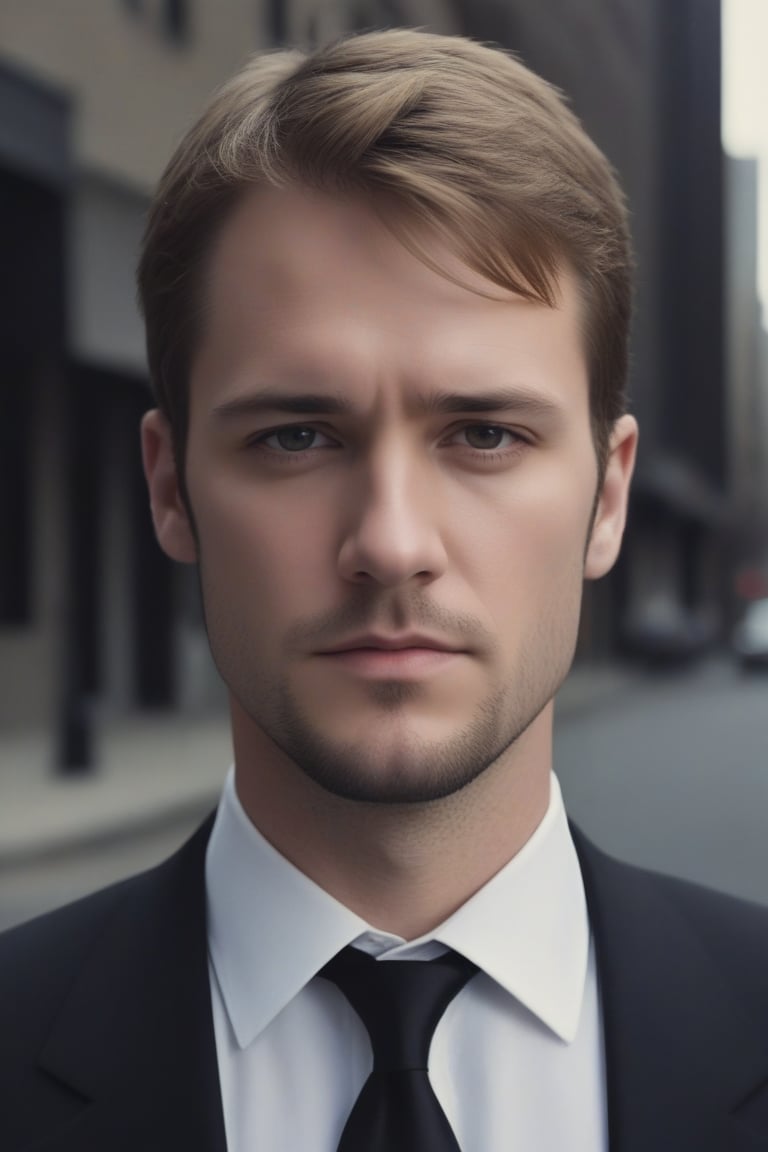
top-left (137, 28), bottom-right (632, 493)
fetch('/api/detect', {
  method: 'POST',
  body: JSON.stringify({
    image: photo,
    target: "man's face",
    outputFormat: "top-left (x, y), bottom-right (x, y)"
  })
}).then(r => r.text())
top-left (144, 184), bottom-right (635, 804)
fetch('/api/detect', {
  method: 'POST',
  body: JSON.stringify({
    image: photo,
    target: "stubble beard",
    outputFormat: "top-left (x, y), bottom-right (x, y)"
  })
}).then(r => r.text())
top-left (267, 678), bottom-right (516, 804)
top-left (210, 620), bottom-right (576, 806)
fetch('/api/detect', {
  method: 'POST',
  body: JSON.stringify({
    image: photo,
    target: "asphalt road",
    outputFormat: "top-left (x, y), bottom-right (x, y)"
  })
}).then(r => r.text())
top-left (1, 659), bottom-right (766, 932)
top-left (555, 659), bottom-right (768, 906)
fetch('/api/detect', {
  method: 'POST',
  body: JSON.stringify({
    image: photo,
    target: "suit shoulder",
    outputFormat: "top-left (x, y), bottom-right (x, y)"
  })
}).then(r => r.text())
top-left (1, 870), bottom-right (138, 969)
top-left (0, 813), bottom-right (215, 981)
top-left (610, 852), bottom-right (768, 942)
top-left (0, 866), bottom-right (158, 1056)
top-left (636, 863), bottom-right (768, 968)
top-left (573, 822), bottom-right (768, 935)
top-left (631, 866), bottom-right (768, 1026)
top-left (575, 827), bottom-right (768, 1016)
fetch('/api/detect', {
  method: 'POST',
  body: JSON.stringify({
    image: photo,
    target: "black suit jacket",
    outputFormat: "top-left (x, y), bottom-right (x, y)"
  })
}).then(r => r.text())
top-left (1, 816), bottom-right (768, 1151)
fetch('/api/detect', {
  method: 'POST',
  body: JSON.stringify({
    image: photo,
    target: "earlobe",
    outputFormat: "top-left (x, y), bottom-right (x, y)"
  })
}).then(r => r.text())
top-left (584, 414), bottom-right (638, 580)
top-left (140, 409), bottom-right (198, 564)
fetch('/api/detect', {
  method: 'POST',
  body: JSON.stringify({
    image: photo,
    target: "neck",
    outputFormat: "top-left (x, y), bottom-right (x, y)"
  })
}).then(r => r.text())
top-left (233, 706), bottom-right (553, 941)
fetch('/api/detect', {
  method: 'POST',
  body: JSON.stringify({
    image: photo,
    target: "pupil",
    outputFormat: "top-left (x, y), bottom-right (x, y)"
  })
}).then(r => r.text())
top-left (278, 427), bottom-right (315, 451)
top-left (466, 426), bottom-right (504, 449)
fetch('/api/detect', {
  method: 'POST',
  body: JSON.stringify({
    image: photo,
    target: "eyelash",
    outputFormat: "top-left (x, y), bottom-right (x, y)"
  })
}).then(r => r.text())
top-left (246, 423), bottom-right (529, 465)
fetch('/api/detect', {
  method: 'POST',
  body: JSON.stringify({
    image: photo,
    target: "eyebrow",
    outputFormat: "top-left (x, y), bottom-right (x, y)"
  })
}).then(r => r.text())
top-left (211, 387), bottom-right (563, 422)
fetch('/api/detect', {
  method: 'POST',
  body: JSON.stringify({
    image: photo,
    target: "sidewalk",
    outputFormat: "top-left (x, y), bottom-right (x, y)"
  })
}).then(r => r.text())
top-left (0, 663), bottom-right (638, 865)
top-left (0, 714), bottom-right (231, 864)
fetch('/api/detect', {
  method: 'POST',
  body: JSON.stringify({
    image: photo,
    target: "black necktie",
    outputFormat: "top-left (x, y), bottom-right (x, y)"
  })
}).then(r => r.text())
top-left (319, 945), bottom-right (478, 1151)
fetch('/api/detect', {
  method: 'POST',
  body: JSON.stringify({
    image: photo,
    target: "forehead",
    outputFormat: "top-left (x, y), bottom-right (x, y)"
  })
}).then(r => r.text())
top-left (193, 183), bottom-right (588, 414)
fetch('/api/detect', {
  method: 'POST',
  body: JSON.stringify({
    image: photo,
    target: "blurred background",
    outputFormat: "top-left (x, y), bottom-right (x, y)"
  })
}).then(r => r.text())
top-left (1, 0), bottom-right (767, 928)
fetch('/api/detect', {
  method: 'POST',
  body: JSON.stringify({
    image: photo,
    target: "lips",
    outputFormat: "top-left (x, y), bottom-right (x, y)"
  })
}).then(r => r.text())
top-left (314, 634), bottom-right (466, 679)
top-left (319, 634), bottom-right (459, 654)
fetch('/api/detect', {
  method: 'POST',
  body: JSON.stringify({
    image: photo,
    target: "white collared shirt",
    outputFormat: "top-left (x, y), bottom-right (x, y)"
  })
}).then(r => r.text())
top-left (206, 768), bottom-right (607, 1151)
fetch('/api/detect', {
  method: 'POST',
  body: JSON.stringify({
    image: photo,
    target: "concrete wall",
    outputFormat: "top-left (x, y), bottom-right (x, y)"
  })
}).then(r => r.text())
top-left (0, 0), bottom-right (262, 191)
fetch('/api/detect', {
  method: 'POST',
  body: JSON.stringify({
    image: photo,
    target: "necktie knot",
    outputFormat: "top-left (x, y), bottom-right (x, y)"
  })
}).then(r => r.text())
top-left (319, 946), bottom-right (478, 1072)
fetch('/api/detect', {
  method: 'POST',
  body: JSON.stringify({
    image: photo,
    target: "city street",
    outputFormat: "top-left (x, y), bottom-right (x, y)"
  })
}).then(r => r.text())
top-left (1, 659), bottom-right (766, 932)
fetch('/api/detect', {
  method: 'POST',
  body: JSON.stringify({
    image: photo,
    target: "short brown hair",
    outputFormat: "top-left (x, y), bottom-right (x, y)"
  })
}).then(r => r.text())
top-left (138, 28), bottom-right (632, 493)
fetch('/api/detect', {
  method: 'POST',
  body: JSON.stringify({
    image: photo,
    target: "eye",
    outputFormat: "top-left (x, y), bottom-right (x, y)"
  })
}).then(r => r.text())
top-left (461, 425), bottom-right (513, 450)
top-left (254, 425), bottom-right (335, 453)
top-left (453, 425), bottom-right (525, 452)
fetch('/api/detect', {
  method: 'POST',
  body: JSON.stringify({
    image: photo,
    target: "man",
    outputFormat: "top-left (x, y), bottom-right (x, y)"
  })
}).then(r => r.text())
top-left (2, 28), bottom-right (768, 1152)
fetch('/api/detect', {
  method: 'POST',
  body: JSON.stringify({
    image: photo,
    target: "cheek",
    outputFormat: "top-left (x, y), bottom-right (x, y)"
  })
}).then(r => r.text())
top-left (191, 471), bottom-right (334, 613)
top-left (519, 448), bottom-right (597, 561)
top-left (456, 460), bottom-right (594, 616)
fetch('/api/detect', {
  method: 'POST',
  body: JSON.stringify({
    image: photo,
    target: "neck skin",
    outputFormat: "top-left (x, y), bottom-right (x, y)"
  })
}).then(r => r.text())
top-left (232, 698), bottom-right (552, 941)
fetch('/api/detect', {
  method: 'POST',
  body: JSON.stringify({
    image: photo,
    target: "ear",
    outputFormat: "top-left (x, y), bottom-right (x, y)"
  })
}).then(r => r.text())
top-left (140, 409), bottom-right (198, 564)
top-left (584, 414), bottom-right (638, 580)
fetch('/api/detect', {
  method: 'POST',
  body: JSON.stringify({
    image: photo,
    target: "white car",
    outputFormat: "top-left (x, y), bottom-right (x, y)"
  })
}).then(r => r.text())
top-left (733, 598), bottom-right (768, 667)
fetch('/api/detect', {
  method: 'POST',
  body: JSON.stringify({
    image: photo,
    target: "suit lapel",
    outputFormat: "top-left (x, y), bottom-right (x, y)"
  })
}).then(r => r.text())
top-left (34, 816), bottom-right (227, 1152)
top-left (572, 827), bottom-right (768, 1152)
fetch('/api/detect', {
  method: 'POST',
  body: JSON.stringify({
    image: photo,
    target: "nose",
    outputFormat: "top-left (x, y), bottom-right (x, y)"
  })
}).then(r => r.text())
top-left (337, 444), bottom-right (448, 589)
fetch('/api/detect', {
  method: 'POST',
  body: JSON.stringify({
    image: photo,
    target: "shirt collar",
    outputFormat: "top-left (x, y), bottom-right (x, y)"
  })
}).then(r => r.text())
top-left (206, 767), bottom-right (589, 1049)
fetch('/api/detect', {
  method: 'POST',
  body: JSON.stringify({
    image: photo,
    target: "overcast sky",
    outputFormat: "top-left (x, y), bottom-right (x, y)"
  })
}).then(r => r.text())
top-left (722, 0), bottom-right (768, 307)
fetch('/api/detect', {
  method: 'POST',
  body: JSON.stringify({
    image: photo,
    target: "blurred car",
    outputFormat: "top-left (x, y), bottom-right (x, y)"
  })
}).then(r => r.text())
top-left (622, 593), bottom-right (717, 665)
top-left (732, 598), bottom-right (768, 668)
